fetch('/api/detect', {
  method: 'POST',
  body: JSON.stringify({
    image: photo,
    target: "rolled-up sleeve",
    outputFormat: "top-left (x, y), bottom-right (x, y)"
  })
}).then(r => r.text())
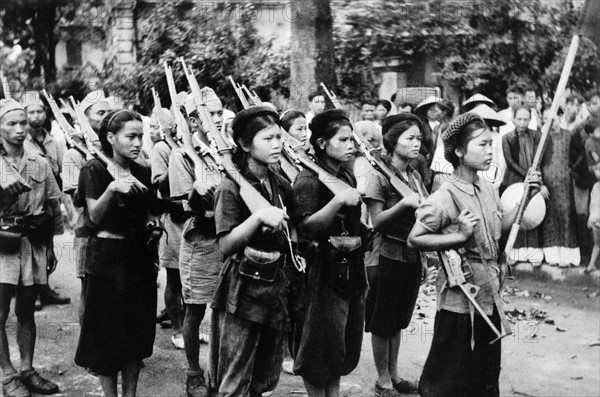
top-left (214, 179), bottom-right (244, 237)
top-left (415, 191), bottom-right (452, 233)
top-left (292, 172), bottom-right (322, 224)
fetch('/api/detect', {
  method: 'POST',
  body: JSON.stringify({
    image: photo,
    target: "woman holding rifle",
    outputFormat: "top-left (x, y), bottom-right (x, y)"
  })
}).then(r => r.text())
top-left (291, 109), bottom-right (366, 397)
top-left (363, 113), bottom-right (427, 396)
top-left (209, 106), bottom-right (298, 397)
top-left (407, 113), bottom-right (542, 396)
top-left (74, 109), bottom-right (161, 397)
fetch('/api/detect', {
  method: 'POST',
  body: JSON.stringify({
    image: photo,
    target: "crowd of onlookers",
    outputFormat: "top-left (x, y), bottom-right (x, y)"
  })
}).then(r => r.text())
top-left (342, 85), bottom-right (600, 272)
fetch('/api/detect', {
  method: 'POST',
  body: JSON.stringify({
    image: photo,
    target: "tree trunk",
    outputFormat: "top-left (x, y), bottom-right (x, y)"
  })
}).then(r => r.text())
top-left (31, 3), bottom-right (56, 83)
top-left (289, 0), bottom-right (336, 110)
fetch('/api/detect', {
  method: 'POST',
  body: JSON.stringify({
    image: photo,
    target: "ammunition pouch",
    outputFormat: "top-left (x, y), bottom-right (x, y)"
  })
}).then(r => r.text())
top-left (0, 213), bottom-right (52, 252)
top-left (324, 236), bottom-right (363, 296)
top-left (238, 247), bottom-right (282, 283)
top-left (23, 213), bottom-right (52, 244)
top-left (0, 227), bottom-right (22, 254)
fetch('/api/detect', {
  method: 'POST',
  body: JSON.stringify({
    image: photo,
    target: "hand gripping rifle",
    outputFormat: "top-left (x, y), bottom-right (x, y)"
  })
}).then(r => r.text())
top-left (42, 90), bottom-right (91, 160)
top-left (151, 86), bottom-right (181, 150)
top-left (179, 58), bottom-right (274, 214)
top-left (68, 96), bottom-right (146, 191)
top-left (412, 140), bottom-right (510, 344)
top-left (321, 83), bottom-right (415, 199)
top-left (223, 75), bottom-right (307, 272)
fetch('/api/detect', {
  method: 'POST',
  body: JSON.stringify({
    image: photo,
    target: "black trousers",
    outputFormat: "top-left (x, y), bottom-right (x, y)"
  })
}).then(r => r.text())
top-left (419, 307), bottom-right (501, 397)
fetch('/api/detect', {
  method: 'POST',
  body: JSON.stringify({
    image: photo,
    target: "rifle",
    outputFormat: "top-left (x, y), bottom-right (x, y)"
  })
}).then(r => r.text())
top-left (437, 250), bottom-right (511, 344)
top-left (241, 84), bottom-right (257, 105)
top-left (228, 77), bottom-right (302, 183)
top-left (231, 79), bottom-right (351, 195)
top-left (164, 63), bottom-right (221, 177)
top-left (151, 86), bottom-right (181, 150)
top-left (228, 76), bottom-right (251, 109)
top-left (0, 70), bottom-right (11, 99)
top-left (42, 90), bottom-right (91, 159)
top-left (179, 59), bottom-right (274, 214)
top-left (58, 98), bottom-right (77, 120)
top-left (69, 96), bottom-right (145, 190)
top-left (321, 83), bottom-right (415, 198)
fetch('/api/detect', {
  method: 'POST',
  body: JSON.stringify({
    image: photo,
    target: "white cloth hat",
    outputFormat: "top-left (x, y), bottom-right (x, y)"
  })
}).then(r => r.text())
top-left (184, 88), bottom-right (222, 116)
top-left (105, 96), bottom-right (124, 111)
top-left (81, 90), bottom-right (107, 113)
top-left (21, 91), bottom-right (43, 110)
top-left (0, 98), bottom-right (25, 119)
top-left (152, 107), bottom-right (174, 129)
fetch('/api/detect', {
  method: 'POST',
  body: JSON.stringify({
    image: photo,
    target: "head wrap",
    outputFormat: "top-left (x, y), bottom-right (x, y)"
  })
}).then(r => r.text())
top-left (0, 98), bottom-right (25, 120)
top-left (152, 107), bottom-right (174, 129)
top-left (105, 96), bottom-right (124, 111)
top-left (442, 112), bottom-right (485, 164)
top-left (21, 91), bottom-right (44, 110)
top-left (81, 90), bottom-right (107, 113)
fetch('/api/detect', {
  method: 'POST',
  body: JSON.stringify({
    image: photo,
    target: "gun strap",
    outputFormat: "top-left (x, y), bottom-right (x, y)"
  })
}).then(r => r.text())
top-left (387, 161), bottom-right (420, 192)
top-left (446, 187), bottom-right (512, 335)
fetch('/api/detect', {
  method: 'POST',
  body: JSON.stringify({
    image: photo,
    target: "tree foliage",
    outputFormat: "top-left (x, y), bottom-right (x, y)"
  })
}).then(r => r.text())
top-left (101, 1), bottom-right (290, 112)
top-left (334, 0), bottom-right (599, 106)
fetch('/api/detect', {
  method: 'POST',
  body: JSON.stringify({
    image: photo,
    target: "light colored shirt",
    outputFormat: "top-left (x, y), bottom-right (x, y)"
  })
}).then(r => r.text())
top-left (415, 176), bottom-right (503, 315)
top-left (24, 129), bottom-right (63, 177)
top-left (62, 148), bottom-right (86, 193)
top-left (364, 164), bottom-right (423, 262)
top-left (150, 141), bottom-right (172, 199)
top-left (0, 149), bottom-right (63, 285)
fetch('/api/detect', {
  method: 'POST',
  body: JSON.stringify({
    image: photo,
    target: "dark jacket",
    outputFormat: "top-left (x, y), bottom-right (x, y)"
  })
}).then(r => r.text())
top-left (501, 128), bottom-right (553, 192)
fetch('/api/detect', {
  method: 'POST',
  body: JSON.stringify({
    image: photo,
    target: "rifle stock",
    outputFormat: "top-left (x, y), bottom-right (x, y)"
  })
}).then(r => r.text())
top-left (320, 82), bottom-right (415, 198)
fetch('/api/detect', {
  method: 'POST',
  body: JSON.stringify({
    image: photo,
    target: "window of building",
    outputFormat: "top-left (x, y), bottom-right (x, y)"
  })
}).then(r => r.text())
top-left (66, 40), bottom-right (82, 66)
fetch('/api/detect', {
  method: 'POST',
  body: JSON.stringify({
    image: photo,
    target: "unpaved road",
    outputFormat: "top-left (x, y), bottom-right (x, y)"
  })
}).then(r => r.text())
top-left (4, 232), bottom-right (599, 396)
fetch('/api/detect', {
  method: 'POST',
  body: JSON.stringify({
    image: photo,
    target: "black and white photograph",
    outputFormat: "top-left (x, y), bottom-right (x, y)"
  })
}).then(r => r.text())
top-left (0, 0), bottom-right (599, 396)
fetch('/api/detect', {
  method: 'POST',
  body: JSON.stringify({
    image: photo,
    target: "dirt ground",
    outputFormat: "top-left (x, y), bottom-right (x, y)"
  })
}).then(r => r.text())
top-left (3, 232), bottom-right (600, 396)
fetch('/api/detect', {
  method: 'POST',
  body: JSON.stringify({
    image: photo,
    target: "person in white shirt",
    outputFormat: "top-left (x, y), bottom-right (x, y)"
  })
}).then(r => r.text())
top-left (498, 84), bottom-right (539, 135)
